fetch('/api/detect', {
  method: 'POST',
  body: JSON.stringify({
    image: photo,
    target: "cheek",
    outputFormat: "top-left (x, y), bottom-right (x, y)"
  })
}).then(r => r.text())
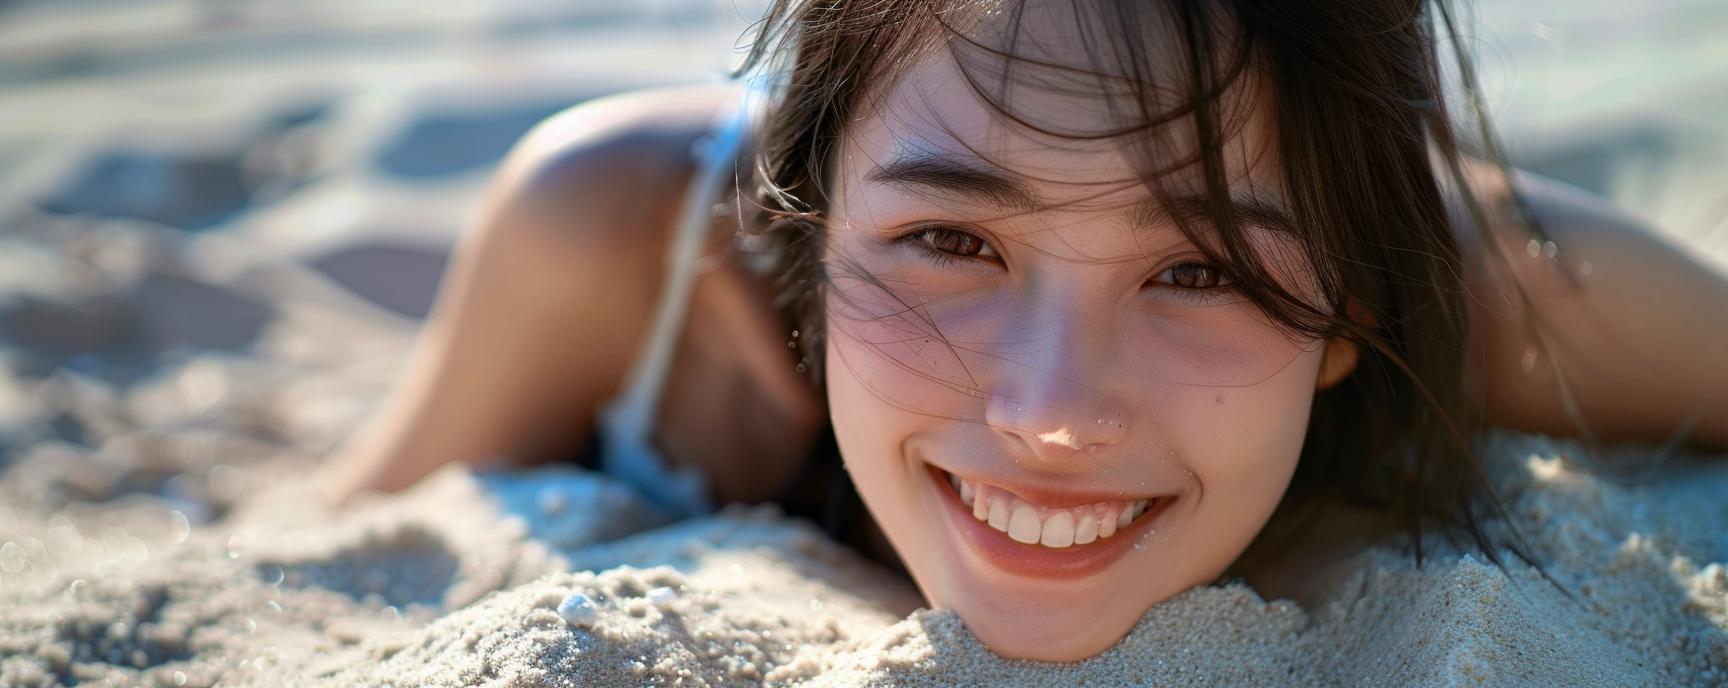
top-left (1154, 345), bottom-right (1323, 560)
top-left (822, 288), bottom-right (934, 483)
top-left (1179, 356), bottom-right (1317, 474)
top-left (824, 324), bottom-right (952, 569)
top-left (823, 318), bottom-right (898, 451)
top-left (823, 264), bottom-right (996, 418)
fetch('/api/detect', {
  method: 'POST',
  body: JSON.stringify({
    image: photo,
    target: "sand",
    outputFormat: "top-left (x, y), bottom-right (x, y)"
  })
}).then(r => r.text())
top-left (5, 419), bottom-right (1728, 687)
top-left (3, 1), bottom-right (1728, 686)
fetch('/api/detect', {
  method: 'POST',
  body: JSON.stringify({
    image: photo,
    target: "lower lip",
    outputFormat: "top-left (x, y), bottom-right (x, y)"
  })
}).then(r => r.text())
top-left (929, 466), bottom-right (1169, 581)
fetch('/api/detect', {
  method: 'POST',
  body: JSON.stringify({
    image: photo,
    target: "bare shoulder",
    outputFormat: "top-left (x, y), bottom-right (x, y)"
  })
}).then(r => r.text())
top-left (1450, 157), bottom-right (1728, 447)
top-left (482, 83), bottom-right (736, 248)
top-left (1448, 157), bottom-right (1670, 259)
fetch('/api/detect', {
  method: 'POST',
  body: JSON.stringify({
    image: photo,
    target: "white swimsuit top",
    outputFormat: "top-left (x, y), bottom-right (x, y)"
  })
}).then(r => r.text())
top-left (595, 79), bottom-right (766, 519)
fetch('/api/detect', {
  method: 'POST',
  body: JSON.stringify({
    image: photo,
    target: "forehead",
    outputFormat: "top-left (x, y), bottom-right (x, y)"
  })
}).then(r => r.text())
top-left (837, 17), bottom-right (1282, 214)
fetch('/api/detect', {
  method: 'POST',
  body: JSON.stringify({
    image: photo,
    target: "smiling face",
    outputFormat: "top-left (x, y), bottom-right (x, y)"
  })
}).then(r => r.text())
top-left (819, 30), bottom-right (1350, 661)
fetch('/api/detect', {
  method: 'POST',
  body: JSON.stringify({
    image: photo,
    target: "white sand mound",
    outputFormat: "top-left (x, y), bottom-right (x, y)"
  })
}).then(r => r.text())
top-left (4, 431), bottom-right (1727, 687)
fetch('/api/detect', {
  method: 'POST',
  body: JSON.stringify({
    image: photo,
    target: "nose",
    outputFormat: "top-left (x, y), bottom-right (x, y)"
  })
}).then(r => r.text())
top-left (981, 322), bottom-right (1130, 464)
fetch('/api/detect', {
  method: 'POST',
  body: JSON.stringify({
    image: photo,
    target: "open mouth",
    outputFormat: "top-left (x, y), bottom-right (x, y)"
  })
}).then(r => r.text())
top-left (926, 464), bottom-right (1170, 578)
top-left (942, 471), bottom-right (1156, 549)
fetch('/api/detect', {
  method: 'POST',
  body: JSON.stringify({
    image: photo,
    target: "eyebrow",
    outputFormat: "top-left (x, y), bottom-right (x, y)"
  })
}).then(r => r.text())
top-left (865, 153), bottom-right (1042, 212)
top-left (866, 152), bottom-right (1297, 235)
top-left (1139, 195), bottom-right (1299, 236)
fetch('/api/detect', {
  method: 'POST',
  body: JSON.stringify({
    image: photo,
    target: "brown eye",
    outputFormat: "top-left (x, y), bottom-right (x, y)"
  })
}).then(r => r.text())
top-left (1160, 262), bottom-right (1229, 289)
top-left (916, 228), bottom-right (995, 258)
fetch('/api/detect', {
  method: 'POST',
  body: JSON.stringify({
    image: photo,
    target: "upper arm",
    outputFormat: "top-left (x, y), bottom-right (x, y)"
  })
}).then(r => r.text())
top-left (317, 84), bottom-right (740, 499)
top-left (432, 85), bottom-right (739, 327)
top-left (479, 84), bottom-right (733, 254)
top-left (424, 84), bottom-right (733, 375)
top-left (1460, 165), bottom-right (1728, 448)
top-left (408, 85), bottom-right (732, 453)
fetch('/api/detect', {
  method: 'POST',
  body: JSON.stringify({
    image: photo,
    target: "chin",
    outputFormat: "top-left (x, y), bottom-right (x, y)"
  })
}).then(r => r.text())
top-left (943, 586), bottom-right (1148, 662)
top-left (885, 458), bottom-right (1215, 663)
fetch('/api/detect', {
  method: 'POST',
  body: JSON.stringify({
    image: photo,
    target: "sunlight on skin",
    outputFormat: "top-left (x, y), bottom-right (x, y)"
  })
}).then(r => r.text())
top-left (1035, 428), bottom-right (1082, 450)
top-left (819, 13), bottom-right (1355, 661)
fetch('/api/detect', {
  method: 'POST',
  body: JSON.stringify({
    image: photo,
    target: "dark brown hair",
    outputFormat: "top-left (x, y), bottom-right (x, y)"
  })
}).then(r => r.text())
top-left (737, 0), bottom-right (1536, 566)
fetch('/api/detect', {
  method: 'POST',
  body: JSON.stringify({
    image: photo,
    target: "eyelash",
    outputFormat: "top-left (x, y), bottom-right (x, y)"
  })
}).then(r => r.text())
top-left (1153, 262), bottom-right (1233, 291)
top-left (896, 226), bottom-right (1236, 297)
top-left (1148, 263), bottom-right (1238, 307)
top-left (897, 226), bottom-right (997, 267)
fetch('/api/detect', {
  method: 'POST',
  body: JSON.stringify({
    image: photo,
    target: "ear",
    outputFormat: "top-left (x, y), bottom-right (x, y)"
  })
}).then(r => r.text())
top-left (1317, 296), bottom-right (1373, 391)
top-left (1316, 338), bottom-right (1359, 391)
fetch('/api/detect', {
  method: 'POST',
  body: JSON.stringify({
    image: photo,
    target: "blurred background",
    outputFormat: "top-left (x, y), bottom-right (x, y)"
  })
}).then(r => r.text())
top-left (0, 0), bottom-right (1721, 518)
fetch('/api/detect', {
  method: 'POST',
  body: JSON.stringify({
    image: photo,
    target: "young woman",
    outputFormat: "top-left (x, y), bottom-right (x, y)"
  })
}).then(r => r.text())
top-left (319, 0), bottom-right (1728, 662)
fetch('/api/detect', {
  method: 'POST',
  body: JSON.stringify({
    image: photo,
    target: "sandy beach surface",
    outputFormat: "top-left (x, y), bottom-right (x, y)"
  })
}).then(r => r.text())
top-left (6, 423), bottom-right (1728, 687)
top-left (1, 1), bottom-right (1727, 686)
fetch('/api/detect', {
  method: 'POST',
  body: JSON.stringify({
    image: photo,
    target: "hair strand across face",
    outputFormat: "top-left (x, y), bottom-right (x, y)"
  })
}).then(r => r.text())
top-left (738, 0), bottom-right (1548, 574)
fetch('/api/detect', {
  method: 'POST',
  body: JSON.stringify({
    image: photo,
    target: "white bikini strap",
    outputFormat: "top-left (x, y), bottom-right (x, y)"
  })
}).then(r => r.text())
top-left (598, 81), bottom-right (762, 517)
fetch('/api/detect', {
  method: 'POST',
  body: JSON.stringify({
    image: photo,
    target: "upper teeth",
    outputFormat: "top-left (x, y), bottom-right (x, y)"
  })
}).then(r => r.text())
top-left (948, 473), bottom-right (1151, 548)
